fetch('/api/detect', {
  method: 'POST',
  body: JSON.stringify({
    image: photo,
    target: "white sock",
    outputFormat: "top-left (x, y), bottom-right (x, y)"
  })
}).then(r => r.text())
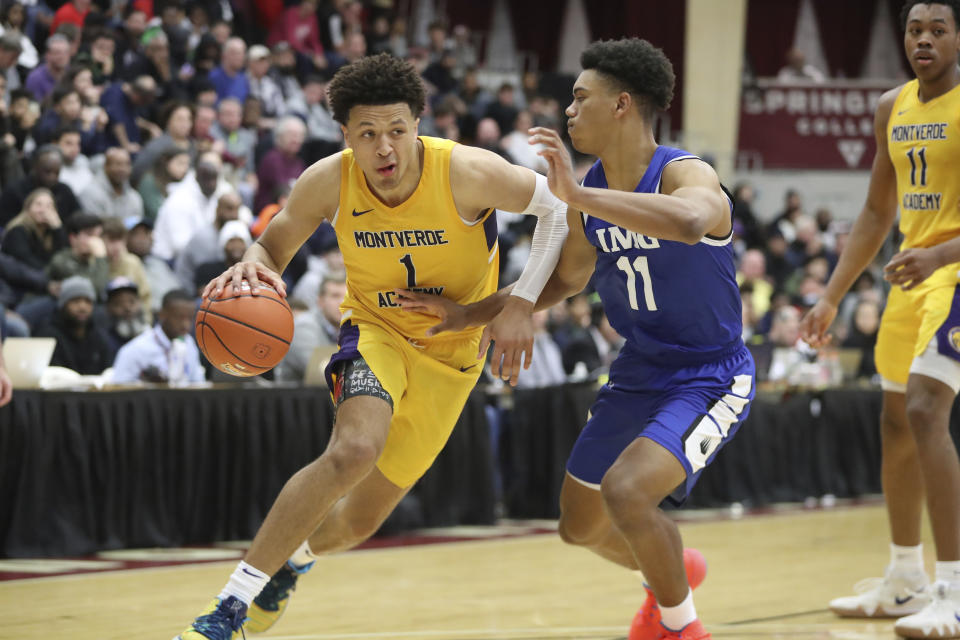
top-left (890, 543), bottom-right (925, 576)
top-left (289, 540), bottom-right (318, 569)
top-left (218, 561), bottom-right (270, 606)
top-left (659, 588), bottom-right (697, 631)
top-left (935, 561), bottom-right (960, 590)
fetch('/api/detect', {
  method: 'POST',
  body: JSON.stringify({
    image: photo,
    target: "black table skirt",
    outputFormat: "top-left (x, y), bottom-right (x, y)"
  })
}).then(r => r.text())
top-left (2, 385), bottom-right (958, 557)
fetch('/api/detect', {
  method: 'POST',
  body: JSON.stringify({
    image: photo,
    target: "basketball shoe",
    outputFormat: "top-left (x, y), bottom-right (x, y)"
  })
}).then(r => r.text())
top-left (894, 581), bottom-right (960, 639)
top-left (628, 548), bottom-right (708, 640)
top-left (829, 569), bottom-right (930, 618)
top-left (245, 560), bottom-right (315, 633)
top-left (173, 596), bottom-right (247, 640)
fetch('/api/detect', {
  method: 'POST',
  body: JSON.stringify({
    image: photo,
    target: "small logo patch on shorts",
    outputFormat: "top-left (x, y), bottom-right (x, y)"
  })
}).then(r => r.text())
top-left (949, 327), bottom-right (960, 353)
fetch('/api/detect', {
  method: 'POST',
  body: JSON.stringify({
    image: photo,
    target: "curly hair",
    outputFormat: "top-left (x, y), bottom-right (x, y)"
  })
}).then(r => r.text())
top-left (900, 0), bottom-right (960, 30)
top-left (328, 53), bottom-right (426, 125)
top-left (580, 38), bottom-right (674, 119)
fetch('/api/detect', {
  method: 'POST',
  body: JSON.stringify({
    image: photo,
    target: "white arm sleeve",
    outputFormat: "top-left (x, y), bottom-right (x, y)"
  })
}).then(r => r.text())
top-left (510, 173), bottom-right (569, 303)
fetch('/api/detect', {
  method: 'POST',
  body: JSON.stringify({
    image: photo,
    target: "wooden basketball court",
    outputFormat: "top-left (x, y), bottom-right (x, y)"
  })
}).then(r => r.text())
top-left (0, 503), bottom-right (930, 639)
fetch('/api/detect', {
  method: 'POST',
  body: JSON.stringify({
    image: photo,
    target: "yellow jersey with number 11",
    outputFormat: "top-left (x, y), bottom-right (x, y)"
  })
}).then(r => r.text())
top-left (888, 79), bottom-right (960, 250)
top-left (333, 135), bottom-right (499, 342)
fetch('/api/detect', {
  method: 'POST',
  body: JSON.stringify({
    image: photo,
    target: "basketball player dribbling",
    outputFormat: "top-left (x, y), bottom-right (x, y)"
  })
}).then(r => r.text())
top-left (173, 53), bottom-right (568, 639)
top-left (802, 2), bottom-right (960, 637)
top-left (400, 38), bottom-right (753, 640)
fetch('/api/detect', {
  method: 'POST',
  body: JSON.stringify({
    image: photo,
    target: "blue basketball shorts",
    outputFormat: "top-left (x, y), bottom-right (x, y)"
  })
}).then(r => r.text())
top-left (566, 346), bottom-right (755, 504)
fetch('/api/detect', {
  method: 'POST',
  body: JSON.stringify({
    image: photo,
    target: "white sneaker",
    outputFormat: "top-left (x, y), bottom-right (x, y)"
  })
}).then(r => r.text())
top-left (894, 581), bottom-right (960, 639)
top-left (829, 571), bottom-right (930, 618)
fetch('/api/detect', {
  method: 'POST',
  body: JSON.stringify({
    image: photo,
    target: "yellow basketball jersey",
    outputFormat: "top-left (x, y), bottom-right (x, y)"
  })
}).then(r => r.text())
top-left (333, 136), bottom-right (499, 342)
top-left (888, 79), bottom-right (960, 249)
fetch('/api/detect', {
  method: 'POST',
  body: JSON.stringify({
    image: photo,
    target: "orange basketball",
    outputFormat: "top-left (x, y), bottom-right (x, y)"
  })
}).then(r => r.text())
top-left (195, 280), bottom-right (294, 377)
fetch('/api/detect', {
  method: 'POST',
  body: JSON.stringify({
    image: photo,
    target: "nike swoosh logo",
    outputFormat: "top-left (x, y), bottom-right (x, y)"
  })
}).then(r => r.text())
top-left (459, 364), bottom-right (477, 372)
top-left (895, 595), bottom-right (913, 605)
top-left (898, 109), bottom-right (910, 116)
top-left (352, 208), bottom-right (374, 217)
top-left (242, 567), bottom-right (262, 578)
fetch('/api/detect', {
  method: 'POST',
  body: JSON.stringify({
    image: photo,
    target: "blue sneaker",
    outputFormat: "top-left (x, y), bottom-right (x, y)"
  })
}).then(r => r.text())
top-left (245, 561), bottom-right (314, 633)
top-left (174, 595), bottom-right (247, 640)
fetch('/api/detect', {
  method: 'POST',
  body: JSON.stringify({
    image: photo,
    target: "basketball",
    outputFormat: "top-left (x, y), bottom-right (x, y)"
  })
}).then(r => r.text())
top-left (195, 280), bottom-right (294, 377)
top-left (683, 548), bottom-right (707, 590)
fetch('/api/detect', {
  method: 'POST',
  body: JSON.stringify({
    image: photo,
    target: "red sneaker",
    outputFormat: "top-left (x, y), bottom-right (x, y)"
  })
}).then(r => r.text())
top-left (627, 549), bottom-right (708, 640)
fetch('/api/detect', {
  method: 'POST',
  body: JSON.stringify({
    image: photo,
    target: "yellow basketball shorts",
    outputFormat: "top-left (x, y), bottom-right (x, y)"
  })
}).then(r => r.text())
top-left (875, 262), bottom-right (960, 393)
top-left (324, 317), bottom-right (485, 488)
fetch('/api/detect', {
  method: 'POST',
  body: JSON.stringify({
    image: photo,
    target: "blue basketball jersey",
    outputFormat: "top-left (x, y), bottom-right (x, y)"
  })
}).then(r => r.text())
top-left (582, 146), bottom-right (744, 384)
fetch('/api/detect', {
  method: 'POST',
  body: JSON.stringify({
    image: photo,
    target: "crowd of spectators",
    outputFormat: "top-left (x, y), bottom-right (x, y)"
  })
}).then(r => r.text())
top-left (0, 0), bottom-right (888, 389)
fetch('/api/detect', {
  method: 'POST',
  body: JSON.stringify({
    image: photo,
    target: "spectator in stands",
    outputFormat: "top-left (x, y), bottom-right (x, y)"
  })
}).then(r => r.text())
top-left (268, 0), bottom-right (327, 72)
top-left (736, 248), bottom-right (773, 319)
top-left (422, 47), bottom-right (457, 96)
top-left (211, 97), bottom-right (257, 200)
top-left (55, 125), bottom-right (94, 194)
top-left (125, 218), bottom-right (180, 312)
top-left (50, 0), bottom-right (88, 33)
top-left (302, 74), bottom-right (342, 157)
top-left (35, 275), bottom-right (114, 374)
top-left (48, 212), bottom-right (109, 300)
top-left (473, 116), bottom-right (512, 162)
top-left (0, 2), bottom-right (37, 70)
top-left (341, 30), bottom-right (366, 65)
top-left (209, 37), bottom-right (249, 102)
top-left (158, 3), bottom-right (189, 68)
top-left (1, 187), bottom-right (66, 270)
top-left (174, 190), bottom-right (242, 290)
top-left (100, 74), bottom-right (158, 154)
top-left (365, 13), bottom-right (391, 57)
top-left (193, 218), bottom-right (251, 294)
top-left (514, 309), bottom-right (565, 389)
top-left (269, 42), bottom-right (307, 116)
top-left (246, 44), bottom-right (284, 125)
top-left (290, 232), bottom-right (341, 308)
top-left (0, 252), bottom-right (51, 330)
top-left (841, 299), bottom-right (880, 379)
top-left (764, 230), bottom-right (793, 290)
top-left (130, 101), bottom-right (195, 186)
top-left (276, 271), bottom-right (345, 381)
top-left (34, 87), bottom-right (105, 153)
top-left (501, 110), bottom-right (547, 173)
top-left (54, 20), bottom-right (81, 57)
top-left (124, 29), bottom-right (182, 106)
top-left (769, 188), bottom-right (803, 243)
top-left (25, 34), bottom-right (70, 102)
top-left (102, 275), bottom-right (149, 352)
top-left (0, 144), bottom-right (81, 227)
top-left (111, 288), bottom-right (205, 384)
top-left (7, 90), bottom-right (39, 158)
top-left (449, 24), bottom-right (477, 78)
top-left (153, 151), bottom-right (241, 261)
top-left (484, 83), bottom-right (519, 138)
top-left (254, 115), bottom-right (305, 212)
top-left (777, 47), bottom-right (826, 84)
top-left (75, 28), bottom-right (116, 84)
top-left (138, 146), bottom-right (190, 223)
top-left (459, 66), bottom-right (493, 122)
top-left (80, 147), bottom-right (144, 221)
top-left (102, 217), bottom-right (151, 313)
top-left (732, 182), bottom-right (764, 250)
top-left (559, 293), bottom-right (606, 377)
top-left (191, 103), bottom-right (218, 153)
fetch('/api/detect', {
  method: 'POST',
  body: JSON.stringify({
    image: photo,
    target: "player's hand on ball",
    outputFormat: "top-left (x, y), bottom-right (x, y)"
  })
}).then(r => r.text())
top-left (883, 247), bottom-right (942, 290)
top-left (204, 261), bottom-right (286, 300)
top-left (799, 298), bottom-right (837, 348)
top-left (394, 289), bottom-right (472, 335)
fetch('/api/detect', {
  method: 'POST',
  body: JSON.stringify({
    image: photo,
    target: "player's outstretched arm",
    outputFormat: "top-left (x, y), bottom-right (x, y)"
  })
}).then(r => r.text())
top-left (529, 126), bottom-right (728, 244)
top-left (202, 154), bottom-right (342, 300)
top-left (450, 144), bottom-right (568, 385)
top-left (800, 87), bottom-right (900, 347)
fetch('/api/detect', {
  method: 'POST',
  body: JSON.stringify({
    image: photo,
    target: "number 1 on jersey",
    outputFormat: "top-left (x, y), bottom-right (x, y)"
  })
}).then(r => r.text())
top-left (399, 253), bottom-right (417, 287)
top-left (616, 255), bottom-right (658, 311)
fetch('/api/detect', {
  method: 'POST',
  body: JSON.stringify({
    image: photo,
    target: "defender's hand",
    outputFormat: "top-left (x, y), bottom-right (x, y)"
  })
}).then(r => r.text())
top-left (799, 299), bottom-right (837, 348)
top-left (483, 296), bottom-right (535, 387)
top-left (884, 247), bottom-right (942, 290)
top-left (529, 126), bottom-right (579, 204)
top-left (394, 289), bottom-right (472, 335)
top-left (202, 261), bottom-right (287, 299)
